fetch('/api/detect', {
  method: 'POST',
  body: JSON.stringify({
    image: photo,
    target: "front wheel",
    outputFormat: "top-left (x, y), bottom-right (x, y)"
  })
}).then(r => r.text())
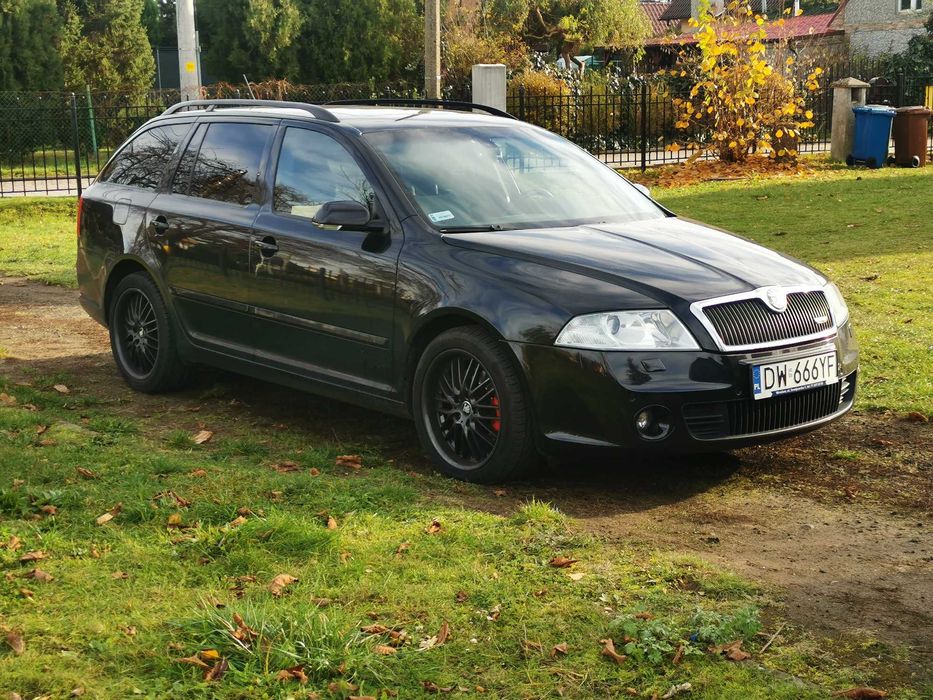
top-left (412, 326), bottom-right (539, 483)
top-left (108, 272), bottom-right (190, 393)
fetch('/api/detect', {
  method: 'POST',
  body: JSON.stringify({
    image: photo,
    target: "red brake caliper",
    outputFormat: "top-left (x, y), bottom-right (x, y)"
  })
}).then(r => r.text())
top-left (491, 395), bottom-right (501, 432)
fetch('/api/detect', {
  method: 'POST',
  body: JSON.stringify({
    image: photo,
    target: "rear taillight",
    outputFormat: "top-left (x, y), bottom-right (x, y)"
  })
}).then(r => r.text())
top-left (76, 195), bottom-right (84, 238)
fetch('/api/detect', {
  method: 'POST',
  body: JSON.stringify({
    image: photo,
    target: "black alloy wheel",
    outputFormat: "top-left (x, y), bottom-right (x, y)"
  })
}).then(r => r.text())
top-left (426, 350), bottom-right (502, 467)
top-left (114, 289), bottom-right (160, 378)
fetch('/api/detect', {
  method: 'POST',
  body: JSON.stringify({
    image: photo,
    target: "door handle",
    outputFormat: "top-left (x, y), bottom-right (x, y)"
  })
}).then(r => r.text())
top-left (253, 236), bottom-right (278, 257)
top-left (151, 215), bottom-right (169, 234)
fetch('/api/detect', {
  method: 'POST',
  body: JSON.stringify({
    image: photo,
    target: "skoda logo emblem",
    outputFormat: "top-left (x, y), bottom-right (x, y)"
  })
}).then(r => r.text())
top-left (764, 287), bottom-right (788, 312)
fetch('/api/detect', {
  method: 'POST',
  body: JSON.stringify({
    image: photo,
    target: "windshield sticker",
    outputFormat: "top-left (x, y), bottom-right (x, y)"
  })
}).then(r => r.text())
top-left (428, 210), bottom-right (455, 223)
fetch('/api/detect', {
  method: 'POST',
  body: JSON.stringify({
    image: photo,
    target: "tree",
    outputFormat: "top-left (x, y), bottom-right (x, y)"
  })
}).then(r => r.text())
top-left (485, 0), bottom-right (650, 70)
top-left (892, 13), bottom-right (933, 75)
top-left (143, 0), bottom-right (176, 47)
top-left (0, 0), bottom-right (64, 91)
top-left (60, 0), bottom-right (155, 96)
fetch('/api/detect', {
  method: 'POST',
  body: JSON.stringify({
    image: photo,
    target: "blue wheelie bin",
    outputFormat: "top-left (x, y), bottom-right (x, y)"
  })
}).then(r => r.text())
top-left (847, 105), bottom-right (896, 169)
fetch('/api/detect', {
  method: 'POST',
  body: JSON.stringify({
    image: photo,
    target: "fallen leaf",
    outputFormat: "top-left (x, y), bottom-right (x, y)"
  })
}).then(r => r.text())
top-left (374, 644), bottom-right (397, 655)
top-left (175, 655), bottom-right (210, 669)
top-left (548, 555), bottom-right (578, 568)
top-left (662, 682), bottom-right (693, 699)
top-left (192, 429), bottom-right (213, 445)
top-left (568, 572), bottom-right (585, 581)
top-left (70, 687), bottom-right (85, 697)
top-left (96, 503), bottom-right (122, 525)
top-left (905, 411), bottom-right (928, 423)
top-left (53, 384), bottom-right (70, 394)
top-left (2, 535), bottom-right (21, 551)
top-left (492, 488), bottom-right (507, 497)
top-left (76, 467), bottom-right (98, 479)
top-left (111, 571), bottom-right (129, 580)
top-left (486, 604), bottom-right (501, 621)
top-left (710, 640), bottom-right (751, 661)
top-left (120, 625), bottom-right (137, 636)
top-left (436, 621), bottom-right (450, 646)
top-left (227, 515), bottom-right (247, 529)
top-left (455, 590), bottom-right (468, 603)
top-left (634, 611), bottom-right (654, 621)
top-left (326, 515), bottom-right (338, 530)
top-left (39, 505), bottom-right (57, 516)
top-left (335, 454), bottom-right (362, 469)
top-left (425, 519), bottom-right (442, 534)
top-left (831, 689), bottom-right (888, 699)
top-left (35, 425), bottom-right (49, 435)
top-left (600, 638), bottom-right (626, 665)
top-left (0, 392), bottom-right (17, 406)
top-left (190, 468), bottom-right (208, 477)
top-left (19, 550), bottom-right (47, 563)
top-left (309, 467), bottom-right (321, 476)
top-left (6, 630), bottom-right (25, 655)
top-left (521, 639), bottom-right (544, 654)
top-left (203, 658), bottom-right (228, 682)
top-left (19, 588), bottom-right (33, 598)
top-left (872, 438), bottom-right (895, 447)
top-left (26, 568), bottom-right (53, 582)
top-left (551, 642), bottom-right (568, 657)
top-left (199, 649), bottom-right (221, 661)
top-left (276, 664), bottom-right (308, 684)
top-left (672, 644), bottom-right (685, 665)
top-left (166, 513), bottom-right (184, 527)
top-left (362, 623), bottom-right (389, 635)
top-left (532, 588), bottom-right (548, 598)
top-left (268, 573), bottom-right (298, 597)
top-left (395, 541), bottom-right (411, 557)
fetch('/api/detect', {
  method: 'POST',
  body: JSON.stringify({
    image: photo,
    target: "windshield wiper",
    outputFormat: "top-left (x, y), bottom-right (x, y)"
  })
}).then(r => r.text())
top-left (438, 224), bottom-right (508, 233)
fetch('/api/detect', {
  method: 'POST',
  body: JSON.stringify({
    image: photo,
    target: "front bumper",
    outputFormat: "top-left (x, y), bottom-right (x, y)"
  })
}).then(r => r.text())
top-left (510, 320), bottom-right (858, 454)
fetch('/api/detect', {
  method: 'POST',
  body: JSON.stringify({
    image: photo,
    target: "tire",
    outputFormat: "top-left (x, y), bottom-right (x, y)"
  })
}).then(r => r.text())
top-left (108, 271), bottom-right (190, 393)
top-left (412, 326), bottom-right (539, 483)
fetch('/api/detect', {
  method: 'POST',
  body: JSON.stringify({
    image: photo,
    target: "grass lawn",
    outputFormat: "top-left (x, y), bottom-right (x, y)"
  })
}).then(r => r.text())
top-left (0, 198), bottom-right (77, 288)
top-left (0, 379), bottom-right (920, 699)
top-left (0, 149), bottom-right (113, 180)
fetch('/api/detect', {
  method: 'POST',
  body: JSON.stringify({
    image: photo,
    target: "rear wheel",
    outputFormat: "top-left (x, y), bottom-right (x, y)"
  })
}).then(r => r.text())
top-left (108, 272), bottom-right (189, 393)
top-left (412, 326), bottom-right (538, 483)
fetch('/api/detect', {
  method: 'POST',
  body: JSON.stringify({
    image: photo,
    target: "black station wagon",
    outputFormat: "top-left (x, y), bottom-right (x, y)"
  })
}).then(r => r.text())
top-left (76, 99), bottom-right (858, 483)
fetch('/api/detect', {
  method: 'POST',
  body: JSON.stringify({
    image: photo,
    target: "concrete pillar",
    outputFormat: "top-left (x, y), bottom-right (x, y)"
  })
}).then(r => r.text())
top-left (176, 0), bottom-right (201, 102)
top-left (831, 77), bottom-right (870, 162)
top-left (424, 0), bottom-right (441, 99)
top-left (471, 64), bottom-right (507, 113)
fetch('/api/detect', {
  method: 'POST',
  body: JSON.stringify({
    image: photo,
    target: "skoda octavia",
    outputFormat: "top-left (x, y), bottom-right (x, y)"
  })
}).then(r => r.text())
top-left (76, 99), bottom-right (858, 482)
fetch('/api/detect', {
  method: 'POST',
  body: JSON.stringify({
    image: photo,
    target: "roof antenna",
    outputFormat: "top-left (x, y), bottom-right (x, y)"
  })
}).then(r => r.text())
top-left (243, 75), bottom-right (257, 100)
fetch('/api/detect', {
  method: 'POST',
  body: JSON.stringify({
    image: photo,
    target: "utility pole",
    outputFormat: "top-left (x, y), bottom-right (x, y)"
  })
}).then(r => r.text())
top-left (177, 0), bottom-right (201, 101)
top-left (424, 0), bottom-right (441, 99)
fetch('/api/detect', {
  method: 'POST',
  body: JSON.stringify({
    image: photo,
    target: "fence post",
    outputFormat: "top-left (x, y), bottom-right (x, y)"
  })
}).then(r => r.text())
top-left (518, 84), bottom-right (525, 121)
top-left (640, 79), bottom-right (648, 172)
top-left (70, 93), bottom-right (83, 197)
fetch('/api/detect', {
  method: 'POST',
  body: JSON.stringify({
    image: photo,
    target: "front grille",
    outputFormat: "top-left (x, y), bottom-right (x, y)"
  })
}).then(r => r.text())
top-left (701, 290), bottom-right (833, 348)
top-left (683, 372), bottom-right (855, 440)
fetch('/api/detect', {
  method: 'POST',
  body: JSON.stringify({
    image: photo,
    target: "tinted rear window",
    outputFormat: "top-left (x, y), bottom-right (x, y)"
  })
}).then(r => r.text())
top-left (179, 122), bottom-right (272, 206)
top-left (100, 123), bottom-right (191, 189)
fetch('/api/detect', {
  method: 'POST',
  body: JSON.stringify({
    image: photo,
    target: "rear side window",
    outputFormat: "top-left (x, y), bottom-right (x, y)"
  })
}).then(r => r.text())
top-left (99, 123), bottom-right (190, 189)
top-left (272, 128), bottom-right (375, 219)
top-left (175, 122), bottom-right (272, 206)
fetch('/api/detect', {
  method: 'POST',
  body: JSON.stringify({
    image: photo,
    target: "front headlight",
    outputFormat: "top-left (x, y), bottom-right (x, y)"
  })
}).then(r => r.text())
top-left (824, 282), bottom-right (849, 326)
top-left (555, 310), bottom-right (699, 351)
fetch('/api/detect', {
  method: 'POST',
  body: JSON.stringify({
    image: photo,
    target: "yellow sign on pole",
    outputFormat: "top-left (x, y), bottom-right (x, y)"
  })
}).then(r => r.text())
top-left (185, 61), bottom-right (196, 74)
top-left (925, 85), bottom-right (933, 109)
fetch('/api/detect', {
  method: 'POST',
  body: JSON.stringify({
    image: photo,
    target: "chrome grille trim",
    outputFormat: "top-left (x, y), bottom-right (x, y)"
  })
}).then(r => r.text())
top-left (690, 285), bottom-right (838, 352)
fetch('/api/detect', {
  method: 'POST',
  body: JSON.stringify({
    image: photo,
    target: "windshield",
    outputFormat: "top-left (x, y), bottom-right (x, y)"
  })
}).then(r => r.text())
top-left (363, 125), bottom-right (665, 231)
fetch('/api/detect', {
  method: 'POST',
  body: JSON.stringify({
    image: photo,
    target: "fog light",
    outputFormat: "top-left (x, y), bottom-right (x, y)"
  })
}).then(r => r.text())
top-left (634, 406), bottom-right (672, 441)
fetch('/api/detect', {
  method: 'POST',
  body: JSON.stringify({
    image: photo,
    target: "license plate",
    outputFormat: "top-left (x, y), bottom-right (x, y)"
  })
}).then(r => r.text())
top-left (752, 351), bottom-right (838, 400)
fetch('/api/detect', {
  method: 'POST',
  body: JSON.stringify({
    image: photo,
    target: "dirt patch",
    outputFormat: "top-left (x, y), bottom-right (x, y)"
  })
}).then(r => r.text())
top-left (1, 273), bottom-right (931, 682)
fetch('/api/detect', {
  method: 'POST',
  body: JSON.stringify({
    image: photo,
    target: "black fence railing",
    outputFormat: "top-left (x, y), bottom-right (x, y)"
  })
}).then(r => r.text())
top-left (1, 69), bottom-right (931, 198)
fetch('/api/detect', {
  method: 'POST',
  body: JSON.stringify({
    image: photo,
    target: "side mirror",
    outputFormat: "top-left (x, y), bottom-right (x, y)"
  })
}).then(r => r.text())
top-left (632, 183), bottom-right (651, 198)
top-left (312, 200), bottom-right (371, 228)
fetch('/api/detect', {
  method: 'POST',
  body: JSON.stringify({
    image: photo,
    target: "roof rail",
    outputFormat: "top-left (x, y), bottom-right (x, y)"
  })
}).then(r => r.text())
top-left (324, 98), bottom-right (517, 120)
top-left (162, 99), bottom-right (339, 123)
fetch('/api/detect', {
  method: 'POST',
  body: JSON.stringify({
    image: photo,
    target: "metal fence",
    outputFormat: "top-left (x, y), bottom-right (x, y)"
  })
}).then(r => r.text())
top-left (1, 69), bottom-right (931, 198)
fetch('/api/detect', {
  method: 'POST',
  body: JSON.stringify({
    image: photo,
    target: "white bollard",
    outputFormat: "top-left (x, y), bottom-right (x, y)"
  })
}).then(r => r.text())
top-left (471, 64), bottom-right (507, 113)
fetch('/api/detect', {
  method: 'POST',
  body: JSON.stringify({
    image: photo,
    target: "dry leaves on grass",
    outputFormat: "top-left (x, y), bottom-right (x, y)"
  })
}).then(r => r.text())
top-left (192, 429), bottom-right (214, 445)
top-left (0, 392), bottom-right (17, 406)
top-left (189, 468), bottom-right (208, 477)
top-left (424, 519), bottom-right (442, 534)
top-left (53, 384), bottom-right (70, 394)
top-left (600, 638), bottom-right (627, 665)
top-left (276, 665), bottom-right (308, 683)
top-left (548, 555), bottom-right (578, 568)
top-left (76, 467), bottom-right (98, 480)
top-left (551, 642), bottom-right (568, 657)
top-left (672, 644), bottom-right (685, 665)
top-left (374, 644), bottom-right (397, 655)
top-left (204, 658), bottom-right (229, 682)
top-left (710, 640), bottom-right (751, 661)
top-left (226, 515), bottom-right (248, 529)
top-left (831, 689), bottom-right (888, 699)
top-left (268, 573), bottom-right (298, 597)
top-left (19, 550), bottom-right (47, 563)
top-left (325, 514), bottom-right (338, 530)
top-left (95, 503), bottom-right (123, 525)
top-left (395, 541), bottom-right (411, 557)
top-left (26, 568), bottom-right (53, 582)
top-left (6, 630), bottom-right (25, 655)
top-left (110, 571), bottom-right (129, 580)
top-left (2, 535), bottom-right (21, 551)
top-left (271, 460), bottom-right (300, 473)
top-left (336, 454), bottom-right (363, 469)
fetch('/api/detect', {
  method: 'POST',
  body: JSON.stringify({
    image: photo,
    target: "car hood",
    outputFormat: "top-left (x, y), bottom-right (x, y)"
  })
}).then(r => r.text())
top-left (442, 216), bottom-right (826, 304)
